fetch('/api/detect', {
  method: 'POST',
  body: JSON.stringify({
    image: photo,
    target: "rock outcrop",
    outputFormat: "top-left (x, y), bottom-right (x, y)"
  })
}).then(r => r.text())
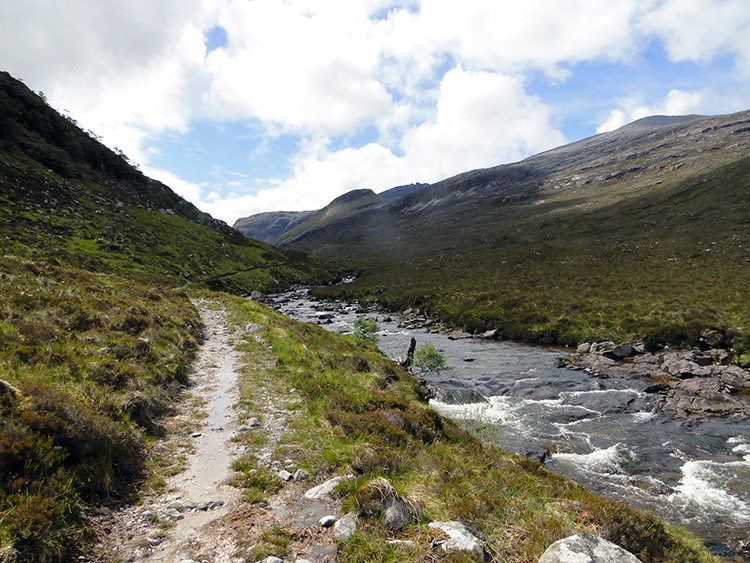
top-left (564, 343), bottom-right (750, 419)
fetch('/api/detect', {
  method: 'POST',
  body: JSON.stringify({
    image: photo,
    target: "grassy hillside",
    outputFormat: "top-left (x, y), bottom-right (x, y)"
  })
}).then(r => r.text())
top-left (0, 70), bottom-right (335, 561)
top-left (0, 71), bottom-right (336, 294)
top-left (273, 113), bottom-right (750, 359)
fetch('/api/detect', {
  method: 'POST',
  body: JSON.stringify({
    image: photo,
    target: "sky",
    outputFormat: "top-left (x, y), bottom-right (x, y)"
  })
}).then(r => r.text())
top-left (2, 0), bottom-right (749, 225)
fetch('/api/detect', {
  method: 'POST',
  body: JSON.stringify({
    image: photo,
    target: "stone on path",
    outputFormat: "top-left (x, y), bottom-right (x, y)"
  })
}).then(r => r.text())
top-left (538, 534), bottom-right (643, 563)
top-left (304, 476), bottom-right (349, 500)
top-left (429, 521), bottom-right (485, 561)
top-left (319, 515), bottom-right (337, 528)
top-left (333, 512), bottom-right (358, 541)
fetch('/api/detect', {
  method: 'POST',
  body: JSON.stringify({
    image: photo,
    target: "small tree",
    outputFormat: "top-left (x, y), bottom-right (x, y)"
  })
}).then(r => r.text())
top-left (353, 315), bottom-right (379, 344)
top-left (413, 343), bottom-right (447, 371)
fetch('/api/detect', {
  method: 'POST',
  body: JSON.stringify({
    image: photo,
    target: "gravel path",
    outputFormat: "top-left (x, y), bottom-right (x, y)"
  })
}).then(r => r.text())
top-left (86, 301), bottom-right (341, 563)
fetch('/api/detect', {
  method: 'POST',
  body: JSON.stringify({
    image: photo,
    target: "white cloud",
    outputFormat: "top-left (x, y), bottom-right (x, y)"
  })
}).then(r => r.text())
top-left (640, 0), bottom-right (750, 77)
top-left (401, 69), bottom-right (565, 179)
top-left (596, 88), bottom-right (707, 133)
top-left (2, 0), bottom-right (749, 225)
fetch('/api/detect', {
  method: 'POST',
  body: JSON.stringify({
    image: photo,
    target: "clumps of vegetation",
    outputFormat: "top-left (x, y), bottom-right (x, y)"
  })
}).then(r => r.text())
top-left (0, 256), bottom-right (201, 561)
top-left (225, 296), bottom-right (715, 562)
top-left (412, 343), bottom-right (447, 372)
top-left (353, 315), bottom-right (379, 344)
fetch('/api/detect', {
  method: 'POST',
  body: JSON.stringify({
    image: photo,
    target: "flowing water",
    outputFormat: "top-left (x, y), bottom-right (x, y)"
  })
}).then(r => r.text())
top-left (267, 289), bottom-right (750, 557)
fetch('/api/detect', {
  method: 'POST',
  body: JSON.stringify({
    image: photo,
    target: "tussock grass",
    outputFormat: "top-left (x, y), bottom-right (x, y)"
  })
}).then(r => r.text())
top-left (224, 295), bottom-right (716, 562)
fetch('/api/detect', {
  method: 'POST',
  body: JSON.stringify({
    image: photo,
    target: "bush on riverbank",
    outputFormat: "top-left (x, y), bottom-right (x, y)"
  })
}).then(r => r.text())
top-left (225, 295), bottom-right (715, 562)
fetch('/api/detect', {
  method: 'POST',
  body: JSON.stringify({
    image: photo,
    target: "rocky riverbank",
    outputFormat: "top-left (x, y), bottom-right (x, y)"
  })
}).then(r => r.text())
top-left (562, 340), bottom-right (750, 419)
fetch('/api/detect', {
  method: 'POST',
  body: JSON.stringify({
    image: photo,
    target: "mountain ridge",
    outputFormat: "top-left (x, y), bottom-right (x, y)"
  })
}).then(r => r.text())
top-left (257, 110), bottom-right (750, 355)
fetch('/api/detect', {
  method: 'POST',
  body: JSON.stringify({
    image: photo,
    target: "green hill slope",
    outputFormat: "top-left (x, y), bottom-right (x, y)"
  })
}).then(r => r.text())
top-left (275, 112), bottom-right (750, 357)
top-left (0, 70), bottom-right (336, 561)
top-left (0, 71), bottom-right (335, 294)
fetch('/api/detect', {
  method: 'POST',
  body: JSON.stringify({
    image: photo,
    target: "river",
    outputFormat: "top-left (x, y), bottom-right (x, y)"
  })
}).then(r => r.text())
top-left (264, 288), bottom-right (750, 558)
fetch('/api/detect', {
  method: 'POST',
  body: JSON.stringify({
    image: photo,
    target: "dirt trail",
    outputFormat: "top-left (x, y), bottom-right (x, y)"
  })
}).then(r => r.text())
top-left (89, 301), bottom-right (341, 563)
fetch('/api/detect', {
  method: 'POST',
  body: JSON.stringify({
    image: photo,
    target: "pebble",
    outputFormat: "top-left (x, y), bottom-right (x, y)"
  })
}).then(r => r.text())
top-left (278, 469), bottom-right (293, 481)
top-left (165, 508), bottom-right (184, 520)
top-left (319, 515), bottom-right (337, 527)
top-left (191, 432), bottom-right (202, 438)
top-left (293, 468), bottom-right (311, 481)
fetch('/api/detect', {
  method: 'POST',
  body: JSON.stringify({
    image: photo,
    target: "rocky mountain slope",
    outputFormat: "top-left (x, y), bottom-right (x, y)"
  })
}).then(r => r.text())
top-left (262, 112), bottom-right (749, 356)
top-left (233, 182), bottom-right (427, 242)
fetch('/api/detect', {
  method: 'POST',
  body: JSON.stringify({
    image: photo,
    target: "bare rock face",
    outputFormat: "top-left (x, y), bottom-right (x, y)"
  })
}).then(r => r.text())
top-left (538, 534), bottom-right (643, 563)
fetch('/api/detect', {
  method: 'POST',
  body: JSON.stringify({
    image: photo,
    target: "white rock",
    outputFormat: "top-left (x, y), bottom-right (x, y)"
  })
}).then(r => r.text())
top-left (304, 476), bottom-right (348, 500)
top-left (319, 515), bottom-right (337, 527)
top-left (278, 469), bottom-right (293, 481)
top-left (538, 534), bottom-right (643, 563)
top-left (429, 521), bottom-right (484, 561)
top-left (333, 512), bottom-right (358, 541)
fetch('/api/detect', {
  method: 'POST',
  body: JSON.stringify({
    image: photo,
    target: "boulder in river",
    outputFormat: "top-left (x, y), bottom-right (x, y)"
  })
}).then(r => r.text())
top-left (538, 533), bottom-right (643, 562)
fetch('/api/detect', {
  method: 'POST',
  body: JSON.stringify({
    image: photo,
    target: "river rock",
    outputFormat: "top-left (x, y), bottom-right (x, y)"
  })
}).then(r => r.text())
top-left (699, 329), bottom-right (725, 349)
top-left (333, 512), bottom-right (357, 541)
top-left (577, 342), bottom-right (592, 354)
top-left (480, 329), bottom-right (497, 340)
top-left (382, 498), bottom-right (411, 530)
top-left (538, 533), bottom-right (643, 562)
top-left (662, 358), bottom-right (711, 378)
top-left (429, 521), bottom-right (485, 561)
top-left (612, 342), bottom-right (634, 359)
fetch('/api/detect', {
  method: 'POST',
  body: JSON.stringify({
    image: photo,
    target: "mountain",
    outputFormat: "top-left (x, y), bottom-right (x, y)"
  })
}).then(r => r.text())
top-left (0, 71), bottom-right (335, 294)
top-left (232, 182), bottom-right (428, 242)
top-left (272, 111), bottom-right (750, 355)
top-left (233, 210), bottom-right (315, 243)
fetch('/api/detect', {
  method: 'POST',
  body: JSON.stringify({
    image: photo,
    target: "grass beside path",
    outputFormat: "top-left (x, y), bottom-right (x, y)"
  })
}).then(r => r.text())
top-left (220, 294), bottom-right (715, 563)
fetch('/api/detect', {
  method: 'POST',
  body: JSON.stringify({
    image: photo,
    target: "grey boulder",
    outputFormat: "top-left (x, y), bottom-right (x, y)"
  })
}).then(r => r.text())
top-left (538, 534), bottom-right (642, 562)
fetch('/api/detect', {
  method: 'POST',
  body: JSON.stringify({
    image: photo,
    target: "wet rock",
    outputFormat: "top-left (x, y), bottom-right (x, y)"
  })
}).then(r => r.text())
top-left (304, 476), bottom-right (349, 500)
top-left (538, 533), bottom-right (642, 562)
top-left (382, 498), bottom-right (411, 530)
top-left (429, 521), bottom-right (485, 561)
top-left (662, 358), bottom-right (711, 378)
top-left (480, 329), bottom-right (497, 340)
top-left (643, 383), bottom-right (671, 394)
top-left (334, 512), bottom-right (358, 541)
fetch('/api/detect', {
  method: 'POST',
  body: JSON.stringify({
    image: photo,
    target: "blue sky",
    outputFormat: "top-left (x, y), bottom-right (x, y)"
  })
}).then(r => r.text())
top-left (2, 0), bottom-right (749, 224)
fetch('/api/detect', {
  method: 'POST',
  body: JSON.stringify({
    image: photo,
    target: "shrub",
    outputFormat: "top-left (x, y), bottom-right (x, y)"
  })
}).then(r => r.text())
top-left (353, 315), bottom-right (379, 344)
top-left (413, 343), bottom-right (447, 371)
